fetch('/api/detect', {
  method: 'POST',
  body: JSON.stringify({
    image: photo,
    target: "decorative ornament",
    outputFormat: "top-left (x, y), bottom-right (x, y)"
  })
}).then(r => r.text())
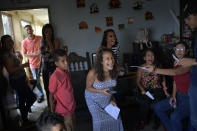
top-left (79, 21), bottom-right (88, 29)
top-left (106, 17), bottom-right (113, 26)
top-left (118, 24), bottom-right (125, 30)
top-left (90, 3), bottom-right (99, 14)
top-left (95, 27), bottom-right (102, 33)
top-left (145, 11), bottom-right (154, 20)
top-left (133, 1), bottom-right (143, 10)
top-left (77, 0), bottom-right (85, 8)
top-left (128, 17), bottom-right (134, 24)
top-left (109, 0), bottom-right (121, 9)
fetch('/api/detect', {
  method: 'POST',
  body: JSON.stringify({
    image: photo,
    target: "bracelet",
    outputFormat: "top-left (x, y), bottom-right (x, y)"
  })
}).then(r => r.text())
top-left (163, 86), bottom-right (167, 91)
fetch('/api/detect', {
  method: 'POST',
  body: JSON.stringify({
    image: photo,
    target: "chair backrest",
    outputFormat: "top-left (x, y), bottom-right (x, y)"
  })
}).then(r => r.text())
top-left (68, 52), bottom-right (91, 111)
top-left (68, 52), bottom-right (91, 71)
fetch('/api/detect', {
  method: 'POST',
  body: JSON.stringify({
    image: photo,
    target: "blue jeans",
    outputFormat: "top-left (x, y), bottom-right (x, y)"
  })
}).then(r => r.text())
top-left (154, 93), bottom-right (191, 131)
top-left (30, 68), bottom-right (44, 99)
top-left (189, 83), bottom-right (197, 130)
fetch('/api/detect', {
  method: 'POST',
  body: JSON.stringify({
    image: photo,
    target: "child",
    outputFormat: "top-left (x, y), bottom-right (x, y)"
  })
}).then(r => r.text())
top-left (136, 48), bottom-right (168, 130)
top-left (49, 49), bottom-right (76, 131)
top-left (36, 111), bottom-right (66, 131)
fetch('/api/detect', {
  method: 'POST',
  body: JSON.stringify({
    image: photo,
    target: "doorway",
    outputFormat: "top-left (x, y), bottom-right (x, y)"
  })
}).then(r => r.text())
top-left (0, 7), bottom-right (50, 50)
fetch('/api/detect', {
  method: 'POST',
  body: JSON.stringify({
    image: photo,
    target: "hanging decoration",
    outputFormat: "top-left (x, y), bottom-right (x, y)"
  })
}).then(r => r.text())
top-left (145, 11), bottom-right (154, 20)
top-left (109, 0), bottom-right (121, 9)
top-left (77, 0), bottom-right (85, 8)
top-left (118, 24), bottom-right (125, 30)
top-left (95, 27), bottom-right (102, 33)
top-left (79, 21), bottom-right (88, 29)
top-left (128, 17), bottom-right (134, 24)
top-left (133, 1), bottom-right (143, 10)
top-left (90, 3), bottom-right (99, 14)
top-left (106, 17), bottom-right (113, 26)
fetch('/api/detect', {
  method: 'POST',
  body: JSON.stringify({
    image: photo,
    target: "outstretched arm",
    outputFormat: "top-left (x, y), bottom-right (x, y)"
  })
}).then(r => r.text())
top-left (146, 65), bottom-right (191, 76)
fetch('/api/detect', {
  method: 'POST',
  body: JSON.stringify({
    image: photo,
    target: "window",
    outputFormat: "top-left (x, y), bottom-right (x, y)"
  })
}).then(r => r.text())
top-left (1, 13), bottom-right (14, 38)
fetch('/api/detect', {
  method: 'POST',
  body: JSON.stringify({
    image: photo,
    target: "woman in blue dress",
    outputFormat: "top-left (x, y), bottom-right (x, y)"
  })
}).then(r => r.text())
top-left (85, 48), bottom-right (124, 131)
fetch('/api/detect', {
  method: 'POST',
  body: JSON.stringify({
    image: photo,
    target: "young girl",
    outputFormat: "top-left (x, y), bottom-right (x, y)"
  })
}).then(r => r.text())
top-left (97, 29), bottom-right (120, 64)
top-left (136, 49), bottom-right (168, 130)
top-left (85, 48), bottom-right (123, 131)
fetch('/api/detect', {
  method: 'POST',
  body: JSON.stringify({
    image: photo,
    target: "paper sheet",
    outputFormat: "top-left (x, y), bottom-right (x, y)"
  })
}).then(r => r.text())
top-left (105, 104), bottom-right (120, 120)
top-left (146, 91), bottom-right (155, 100)
top-left (172, 54), bottom-right (179, 62)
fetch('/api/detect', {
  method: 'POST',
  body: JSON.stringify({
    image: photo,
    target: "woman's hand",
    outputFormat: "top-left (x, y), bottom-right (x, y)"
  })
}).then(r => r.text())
top-left (110, 100), bottom-right (117, 106)
top-left (169, 96), bottom-right (176, 105)
top-left (100, 88), bottom-right (111, 95)
top-left (141, 90), bottom-right (146, 95)
top-left (23, 61), bottom-right (29, 68)
top-left (164, 91), bottom-right (170, 98)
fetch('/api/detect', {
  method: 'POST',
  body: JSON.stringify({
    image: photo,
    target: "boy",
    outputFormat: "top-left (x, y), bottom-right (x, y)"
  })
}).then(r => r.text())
top-left (49, 49), bottom-right (76, 131)
top-left (178, 1), bottom-right (197, 129)
top-left (36, 111), bottom-right (66, 131)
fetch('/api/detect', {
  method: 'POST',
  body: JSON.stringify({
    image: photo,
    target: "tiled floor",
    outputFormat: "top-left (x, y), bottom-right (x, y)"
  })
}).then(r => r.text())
top-left (5, 97), bottom-right (165, 131)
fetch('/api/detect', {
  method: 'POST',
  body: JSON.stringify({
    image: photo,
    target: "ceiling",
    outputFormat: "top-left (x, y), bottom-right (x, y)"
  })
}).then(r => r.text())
top-left (20, 8), bottom-right (49, 24)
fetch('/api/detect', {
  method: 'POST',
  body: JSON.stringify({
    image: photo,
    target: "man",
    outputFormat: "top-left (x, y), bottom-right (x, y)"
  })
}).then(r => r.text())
top-left (22, 25), bottom-right (44, 103)
top-left (178, 2), bottom-right (197, 129)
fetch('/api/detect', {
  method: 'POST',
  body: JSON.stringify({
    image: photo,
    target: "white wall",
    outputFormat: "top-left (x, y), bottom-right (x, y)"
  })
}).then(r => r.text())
top-left (0, 0), bottom-right (179, 65)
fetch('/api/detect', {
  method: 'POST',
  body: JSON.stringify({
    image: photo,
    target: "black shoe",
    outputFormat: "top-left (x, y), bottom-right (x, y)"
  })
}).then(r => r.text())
top-left (37, 97), bottom-right (44, 103)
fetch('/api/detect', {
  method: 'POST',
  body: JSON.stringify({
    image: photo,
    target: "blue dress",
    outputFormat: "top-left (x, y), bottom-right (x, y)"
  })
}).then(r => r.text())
top-left (85, 80), bottom-right (124, 131)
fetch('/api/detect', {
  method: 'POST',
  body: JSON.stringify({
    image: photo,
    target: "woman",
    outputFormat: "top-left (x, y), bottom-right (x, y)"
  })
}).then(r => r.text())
top-left (136, 48), bottom-right (167, 130)
top-left (40, 24), bottom-right (60, 107)
top-left (98, 29), bottom-right (120, 64)
top-left (146, 42), bottom-right (192, 131)
top-left (85, 49), bottom-right (123, 131)
top-left (1, 35), bottom-right (36, 123)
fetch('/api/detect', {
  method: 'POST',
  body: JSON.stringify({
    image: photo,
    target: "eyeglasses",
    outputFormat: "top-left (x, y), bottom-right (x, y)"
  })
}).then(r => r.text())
top-left (174, 47), bottom-right (185, 51)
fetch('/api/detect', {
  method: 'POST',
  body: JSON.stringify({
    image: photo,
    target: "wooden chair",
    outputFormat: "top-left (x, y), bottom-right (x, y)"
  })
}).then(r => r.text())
top-left (68, 52), bottom-right (91, 71)
top-left (68, 52), bottom-right (91, 111)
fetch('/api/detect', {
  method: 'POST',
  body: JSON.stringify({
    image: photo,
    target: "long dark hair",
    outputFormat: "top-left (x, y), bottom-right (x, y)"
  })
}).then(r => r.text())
top-left (95, 48), bottom-right (118, 81)
top-left (142, 48), bottom-right (158, 66)
top-left (101, 29), bottom-right (118, 47)
top-left (0, 35), bottom-right (12, 50)
top-left (42, 24), bottom-right (55, 45)
top-left (0, 35), bottom-right (15, 53)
